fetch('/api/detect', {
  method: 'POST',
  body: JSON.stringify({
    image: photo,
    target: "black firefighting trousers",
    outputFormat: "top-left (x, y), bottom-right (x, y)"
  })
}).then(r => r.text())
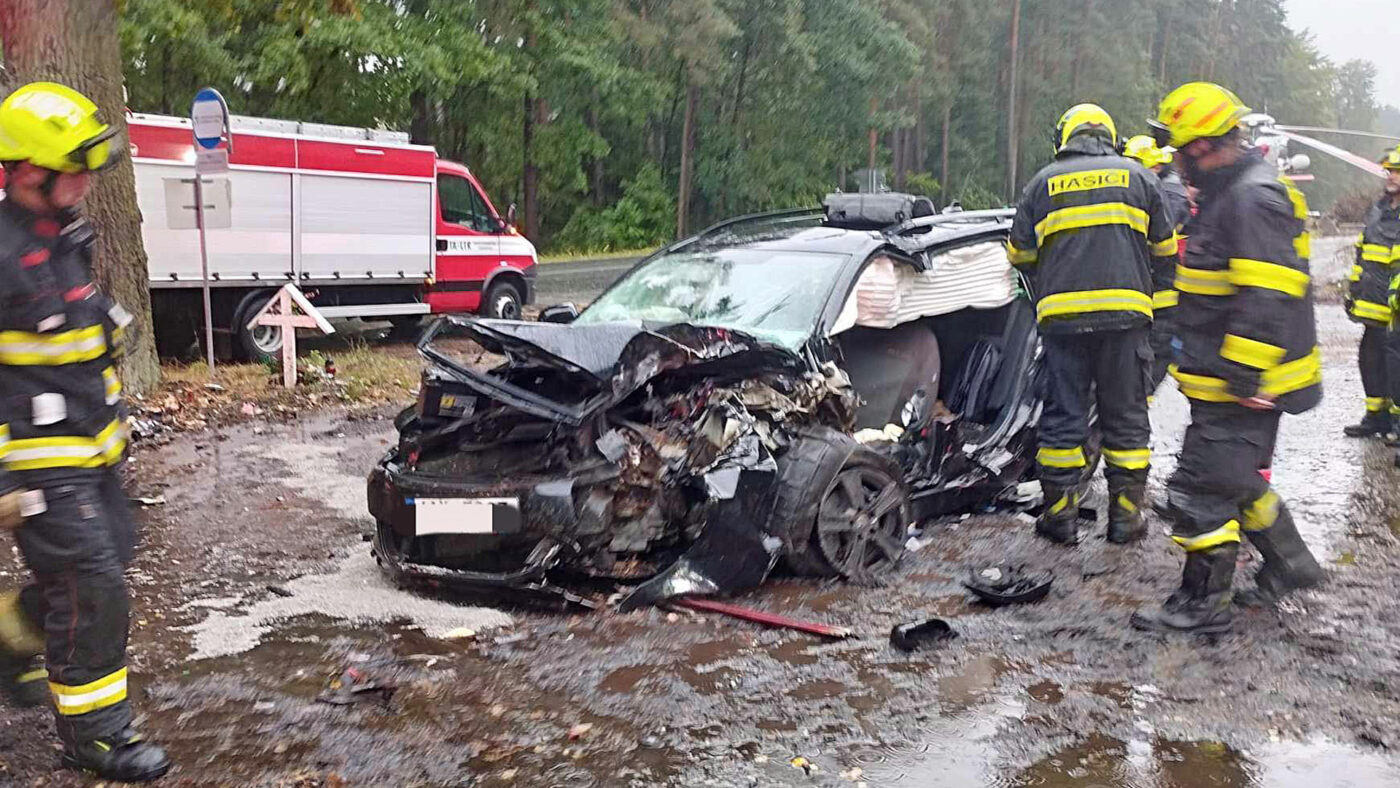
top-left (1360, 325), bottom-right (1391, 417)
top-left (6, 469), bottom-right (134, 744)
top-left (1037, 326), bottom-right (1152, 489)
top-left (1388, 323), bottom-right (1400, 421)
top-left (1148, 309), bottom-right (1174, 392)
top-left (1167, 402), bottom-right (1284, 552)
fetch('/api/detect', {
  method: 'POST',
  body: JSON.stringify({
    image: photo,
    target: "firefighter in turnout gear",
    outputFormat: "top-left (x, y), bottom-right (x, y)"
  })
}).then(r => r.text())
top-left (1124, 134), bottom-right (1193, 390)
top-left (1008, 105), bottom-right (1178, 546)
top-left (1132, 82), bottom-right (1325, 635)
top-left (0, 83), bottom-right (170, 781)
top-left (1344, 147), bottom-right (1400, 438)
top-left (1389, 265), bottom-right (1400, 462)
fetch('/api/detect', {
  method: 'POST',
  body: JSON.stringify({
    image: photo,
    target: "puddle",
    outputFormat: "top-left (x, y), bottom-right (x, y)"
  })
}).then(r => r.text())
top-left (1027, 680), bottom-right (1063, 705)
top-left (1006, 734), bottom-right (1400, 787)
top-left (598, 665), bottom-right (658, 694)
top-left (787, 678), bottom-right (848, 701)
top-left (937, 654), bottom-right (1014, 712)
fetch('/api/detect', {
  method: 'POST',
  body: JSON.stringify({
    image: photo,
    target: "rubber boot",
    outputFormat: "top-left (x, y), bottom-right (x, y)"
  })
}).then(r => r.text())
top-left (1385, 415), bottom-right (1400, 448)
top-left (0, 654), bottom-right (47, 707)
top-left (1107, 484), bottom-right (1147, 544)
top-left (1036, 484), bottom-right (1079, 545)
top-left (1236, 503), bottom-right (1325, 608)
top-left (1130, 543), bottom-right (1237, 634)
top-left (61, 728), bottom-right (171, 782)
top-left (1343, 410), bottom-right (1389, 437)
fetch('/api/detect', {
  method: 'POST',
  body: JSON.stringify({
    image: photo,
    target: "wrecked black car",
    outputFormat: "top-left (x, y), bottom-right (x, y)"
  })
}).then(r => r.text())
top-left (368, 204), bottom-right (1095, 608)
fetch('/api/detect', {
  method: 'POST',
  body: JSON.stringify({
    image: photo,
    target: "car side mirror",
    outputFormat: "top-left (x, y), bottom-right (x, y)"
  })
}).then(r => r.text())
top-left (538, 303), bottom-right (579, 324)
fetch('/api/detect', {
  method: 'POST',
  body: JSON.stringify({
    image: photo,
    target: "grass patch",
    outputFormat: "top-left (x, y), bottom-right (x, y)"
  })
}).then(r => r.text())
top-left (538, 247), bottom-right (657, 264)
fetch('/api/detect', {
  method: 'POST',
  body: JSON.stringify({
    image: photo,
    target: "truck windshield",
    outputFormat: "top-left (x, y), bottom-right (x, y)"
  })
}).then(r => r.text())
top-left (576, 248), bottom-right (849, 349)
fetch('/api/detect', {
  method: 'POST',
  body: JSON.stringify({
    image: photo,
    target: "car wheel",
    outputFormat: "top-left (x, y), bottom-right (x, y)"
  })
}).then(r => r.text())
top-left (813, 453), bottom-right (910, 584)
top-left (481, 280), bottom-right (523, 320)
top-left (769, 427), bottom-right (909, 580)
top-left (372, 519), bottom-right (411, 588)
top-left (233, 290), bottom-right (282, 363)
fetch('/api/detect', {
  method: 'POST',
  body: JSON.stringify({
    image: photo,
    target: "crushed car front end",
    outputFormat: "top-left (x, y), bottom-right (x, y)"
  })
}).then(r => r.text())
top-left (368, 315), bottom-right (861, 607)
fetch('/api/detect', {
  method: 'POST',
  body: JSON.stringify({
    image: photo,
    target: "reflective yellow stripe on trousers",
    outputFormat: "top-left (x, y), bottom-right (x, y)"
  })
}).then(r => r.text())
top-left (1037, 446), bottom-right (1086, 469)
top-left (1352, 300), bottom-right (1392, 323)
top-left (0, 419), bottom-right (127, 471)
top-left (1102, 448), bottom-right (1150, 470)
top-left (0, 325), bottom-right (106, 366)
top-left (51, 667), bottom-right (127, 716)
top-left (1172, 520), bottom-right (1241, 551)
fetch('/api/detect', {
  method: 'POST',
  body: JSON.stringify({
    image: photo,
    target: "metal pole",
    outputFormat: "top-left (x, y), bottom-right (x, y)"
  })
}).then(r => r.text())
top-left (196, 175), bottom-right (216, 374)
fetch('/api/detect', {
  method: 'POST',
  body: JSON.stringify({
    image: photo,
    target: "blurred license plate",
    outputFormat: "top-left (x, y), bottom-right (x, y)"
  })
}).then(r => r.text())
top-left (412, 497), bottom-right (519, 535)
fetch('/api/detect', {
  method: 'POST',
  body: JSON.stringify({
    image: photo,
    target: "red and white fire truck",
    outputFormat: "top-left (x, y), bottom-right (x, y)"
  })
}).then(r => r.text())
top-left (126, 112), bottom-right (536, 360)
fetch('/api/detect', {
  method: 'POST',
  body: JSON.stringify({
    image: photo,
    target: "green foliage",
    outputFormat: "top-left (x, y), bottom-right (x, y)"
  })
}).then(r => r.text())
top-left (118, 0), bottom-right (1380, 253)
top-left (553, 164), bottom-right (674, 252)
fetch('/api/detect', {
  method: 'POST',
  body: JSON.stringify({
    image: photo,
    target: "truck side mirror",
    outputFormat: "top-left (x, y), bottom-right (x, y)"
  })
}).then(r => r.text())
top-left (538, 303), bottom-right (579, 324)
top-left (507, 203), bottom-right (518, 228)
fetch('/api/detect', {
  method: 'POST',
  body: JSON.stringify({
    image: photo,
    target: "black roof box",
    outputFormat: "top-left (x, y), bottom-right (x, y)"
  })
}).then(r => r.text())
top-left (823, 192), bottom-right (936, 231)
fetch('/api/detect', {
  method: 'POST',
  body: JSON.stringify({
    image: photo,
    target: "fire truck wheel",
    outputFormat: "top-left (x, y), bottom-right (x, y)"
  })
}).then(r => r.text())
top-left (482, 280), bottom-right (523, 320)
top-left (233, 290), bottom-right (283, 363)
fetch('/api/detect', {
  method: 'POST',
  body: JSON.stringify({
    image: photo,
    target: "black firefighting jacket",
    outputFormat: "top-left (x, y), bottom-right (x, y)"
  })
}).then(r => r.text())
top-left (1348, 196), bottom-right (1400, 328)
top-left (0, 200), bottom-right (131, 496)
top-left (1149, 167), bottom-right (1193, 313)
top-left (1008, 136), bottom-right (1178, 334)
top-left (1170, 150), bottom-right (1321, 414)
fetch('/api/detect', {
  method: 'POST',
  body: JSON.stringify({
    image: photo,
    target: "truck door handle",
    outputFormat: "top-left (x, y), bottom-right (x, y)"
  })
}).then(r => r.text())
top-left (436, 239), bottom-right (448, 252)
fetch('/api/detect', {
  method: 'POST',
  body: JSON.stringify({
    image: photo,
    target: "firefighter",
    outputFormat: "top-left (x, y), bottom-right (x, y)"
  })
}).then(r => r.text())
top-left (1124, 135), bottom-right (1193, 390)
top-left (1343, 147), bottom-right (1400, 438)
top-left (1008, 104), bottom-right (1178, 546)
top-left (1389, 267), bottom-right (1400, 464)
top-left (0, 83), bottom-right (170, 780)
top-left (1131, 83), bottom-right (1324, 634)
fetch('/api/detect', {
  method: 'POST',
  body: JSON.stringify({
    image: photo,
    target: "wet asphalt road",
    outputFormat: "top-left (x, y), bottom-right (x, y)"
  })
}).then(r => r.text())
top-left (6, 238), bottom-right (1400, 786)
top-left (533, 256), bottom-right (644, 308)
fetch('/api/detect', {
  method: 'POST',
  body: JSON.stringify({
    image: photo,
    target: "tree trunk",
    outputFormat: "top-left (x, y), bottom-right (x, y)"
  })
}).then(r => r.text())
top-left (0, 0), bottom-right (160, 394)
top-left (522, 92), bottom-right (542, 241)
top-left (1005, 0), bottom-right (1022, 201)
top-left (868, 96), bottom-right (879, 171)
top-left (940, 100), bottom-right (952, 203)
top-left (676, 82), bottom-right (700, 238)
top-left (409, 89), bottom-right (433, 145)
top-left (585, 96), bottom-right (606, 207)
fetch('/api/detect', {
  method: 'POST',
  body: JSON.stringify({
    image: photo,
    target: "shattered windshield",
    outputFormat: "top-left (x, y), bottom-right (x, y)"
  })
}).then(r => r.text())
top-left (576, 248), bottom-right (849, 349)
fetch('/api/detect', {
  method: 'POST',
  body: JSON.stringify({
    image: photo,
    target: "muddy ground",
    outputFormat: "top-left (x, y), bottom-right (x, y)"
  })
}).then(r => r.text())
top-left (4, 239), bottom-right (1400, 786)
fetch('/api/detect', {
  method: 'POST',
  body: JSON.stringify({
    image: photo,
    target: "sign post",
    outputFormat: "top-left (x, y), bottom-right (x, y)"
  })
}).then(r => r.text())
top-left (190, 87), bottom-right (232, 374)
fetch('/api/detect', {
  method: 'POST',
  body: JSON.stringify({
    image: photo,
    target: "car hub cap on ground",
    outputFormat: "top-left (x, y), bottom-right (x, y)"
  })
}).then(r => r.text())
top-left (816, 468), bottom-right (906, 583)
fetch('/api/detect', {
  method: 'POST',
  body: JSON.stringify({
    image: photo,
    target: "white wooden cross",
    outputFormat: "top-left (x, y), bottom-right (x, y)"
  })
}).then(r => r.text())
top-left (245, 284), bottom-right (335, 388)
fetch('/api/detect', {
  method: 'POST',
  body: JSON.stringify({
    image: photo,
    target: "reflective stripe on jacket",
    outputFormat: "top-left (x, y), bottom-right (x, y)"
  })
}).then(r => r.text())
top-left (1007, 136), bottom-right (1178, 334)
top-left (0, 201), bottom-right (130, 493)
top-left (1349, 197), bottom-right (1400, 327)
top-left (1170, 151), bottom-right (1321, 414)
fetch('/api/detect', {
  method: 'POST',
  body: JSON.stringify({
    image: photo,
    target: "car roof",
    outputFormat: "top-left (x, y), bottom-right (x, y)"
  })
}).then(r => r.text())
top-left (679, 208), bottom-right (1013, 260)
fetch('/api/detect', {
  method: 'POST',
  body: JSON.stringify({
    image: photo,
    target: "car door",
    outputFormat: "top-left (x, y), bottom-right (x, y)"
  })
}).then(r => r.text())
top-left (431, 172), bottom-right (501, 312)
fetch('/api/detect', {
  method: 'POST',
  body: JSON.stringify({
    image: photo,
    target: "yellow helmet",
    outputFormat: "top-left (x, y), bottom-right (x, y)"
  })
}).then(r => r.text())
top-left (1380, 146), bottom-right (1400, 171)
top-left (1123, 135), bottom-right (1173, 168)
top-left (1055, 103), bottom-right (1117, 152)
top-left (0, 82), bottom-right (117, 173)
top-left (1149, 82), bottom-right (1251, 149)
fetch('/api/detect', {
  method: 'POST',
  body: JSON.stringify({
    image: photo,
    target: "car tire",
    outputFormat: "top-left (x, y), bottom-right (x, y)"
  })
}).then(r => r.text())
top-left (481, 280), bottom-right (523, 320)
top-left (769, 427), bottom-right (910, 581)
top-left (232, 290), bottom-right (283, 363)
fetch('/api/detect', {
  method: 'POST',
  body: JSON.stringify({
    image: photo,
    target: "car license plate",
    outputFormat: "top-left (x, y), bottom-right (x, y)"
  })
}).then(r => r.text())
top-left (412, 497), bottom-right (519, 535)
